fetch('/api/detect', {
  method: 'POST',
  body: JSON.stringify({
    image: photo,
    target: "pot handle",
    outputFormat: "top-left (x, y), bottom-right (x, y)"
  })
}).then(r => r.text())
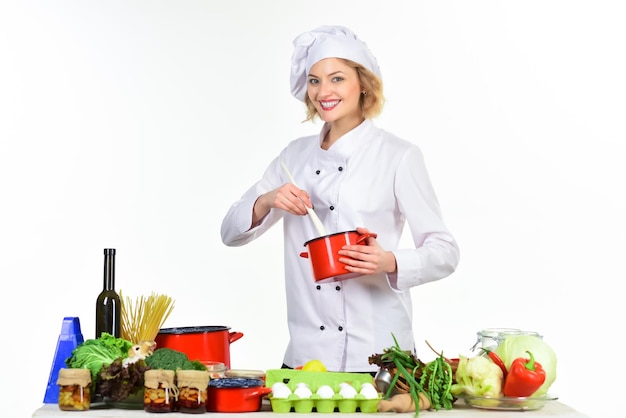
top-left (356, 232), bottom-right (378, 244)
top-left (299, 252), bottom-right (309, 258)
top-left (245, 386), bottom-right (273, 400)
top-left (229, 331), bottom-right (244, 344)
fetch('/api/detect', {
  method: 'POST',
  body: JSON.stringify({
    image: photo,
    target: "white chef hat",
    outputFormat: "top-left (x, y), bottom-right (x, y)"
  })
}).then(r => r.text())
top-left (290, 25), bottom-right (382, 102)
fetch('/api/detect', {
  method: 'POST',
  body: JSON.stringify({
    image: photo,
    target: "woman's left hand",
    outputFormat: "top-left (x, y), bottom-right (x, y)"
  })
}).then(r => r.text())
top-left (338, 227), bottom-right (397, 275)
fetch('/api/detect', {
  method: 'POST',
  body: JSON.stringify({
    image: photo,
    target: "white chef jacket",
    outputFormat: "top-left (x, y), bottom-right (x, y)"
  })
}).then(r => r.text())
top-left (221, 119), bottom-right (459, 372)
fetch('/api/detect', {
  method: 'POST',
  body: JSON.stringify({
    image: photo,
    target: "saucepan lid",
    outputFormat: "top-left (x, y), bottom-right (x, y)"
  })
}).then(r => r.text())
top-left (158, 325), bottom-right (230, 334)
top-left (209, 378), bottom-right (265, 388)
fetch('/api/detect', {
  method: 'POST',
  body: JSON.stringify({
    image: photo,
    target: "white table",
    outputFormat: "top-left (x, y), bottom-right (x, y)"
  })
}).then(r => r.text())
top-left (33, 399), bottom-right (590, 418)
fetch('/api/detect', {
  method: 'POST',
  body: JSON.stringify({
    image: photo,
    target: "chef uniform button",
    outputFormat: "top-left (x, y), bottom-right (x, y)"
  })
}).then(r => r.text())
top-left (335, 286), bottom-right (341, 291)
top-left (320, 325), bottom-right (325, 331)
top-left (329, 206), bottom-right (335, 210)
top-left (338, 326), bottom-right (344, 331)
top-left (316, 170), bottom-right (321, 175)
top-left (338, 166), bottom-right (343, 172)
top-left (316, 285), bottom-right (321, 290)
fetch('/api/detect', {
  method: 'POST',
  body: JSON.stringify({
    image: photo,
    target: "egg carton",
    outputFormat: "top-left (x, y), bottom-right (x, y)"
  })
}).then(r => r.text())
top-left (265, 369), bottom-right (381, 413)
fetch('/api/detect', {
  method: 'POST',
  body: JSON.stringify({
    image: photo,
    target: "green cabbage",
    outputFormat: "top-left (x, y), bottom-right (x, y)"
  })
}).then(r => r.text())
top-left (494, 335), bottom-right (557, 396)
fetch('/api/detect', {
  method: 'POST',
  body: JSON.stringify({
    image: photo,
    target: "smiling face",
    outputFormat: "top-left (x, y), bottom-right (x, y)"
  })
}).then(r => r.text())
top-left (307, 58), bottom-right (364, 129)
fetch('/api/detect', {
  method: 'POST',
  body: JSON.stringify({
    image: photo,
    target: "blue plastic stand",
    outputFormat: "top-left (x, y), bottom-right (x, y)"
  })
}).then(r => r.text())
top-left (43, 317), bottom-right (84, 403)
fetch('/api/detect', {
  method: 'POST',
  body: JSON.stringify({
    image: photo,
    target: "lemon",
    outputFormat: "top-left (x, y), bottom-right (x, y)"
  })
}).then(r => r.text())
top-left (302, 359), bottom-right (327, 372)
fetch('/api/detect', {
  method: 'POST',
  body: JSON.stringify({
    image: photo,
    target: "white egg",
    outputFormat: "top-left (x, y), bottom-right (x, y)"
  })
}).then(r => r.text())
top-left (294, 382), bottom-right (313, 399)
top-left (271, 382), bottom-right (292, 398)
top-left (316, 384), bottom-right (335, 399)
top-left (359, 382), bottom-right (379, 399)
top-left (338, 382), bottom-right (357, 399)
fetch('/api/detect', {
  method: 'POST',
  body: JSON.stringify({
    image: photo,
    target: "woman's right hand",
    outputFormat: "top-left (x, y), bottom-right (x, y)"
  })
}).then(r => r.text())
top-left (252, 183), bottom-right (313, 225)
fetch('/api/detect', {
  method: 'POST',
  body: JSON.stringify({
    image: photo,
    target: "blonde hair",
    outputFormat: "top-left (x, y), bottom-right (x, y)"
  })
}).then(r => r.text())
top-left (303, 59), bottom-right (385, 122)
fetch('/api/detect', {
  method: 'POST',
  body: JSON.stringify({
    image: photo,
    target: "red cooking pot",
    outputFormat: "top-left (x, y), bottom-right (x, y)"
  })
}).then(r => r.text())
top-left (300, 230), bottom-right (378, 282)
top-left (154, 326), bottom-right (243, 368)
top-left (206, 378), bottom-right (272, 412)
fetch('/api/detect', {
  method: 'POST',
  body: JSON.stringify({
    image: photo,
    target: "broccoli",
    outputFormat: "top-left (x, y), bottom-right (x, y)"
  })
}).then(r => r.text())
top-left (145, 348), bottom-right (207, 371)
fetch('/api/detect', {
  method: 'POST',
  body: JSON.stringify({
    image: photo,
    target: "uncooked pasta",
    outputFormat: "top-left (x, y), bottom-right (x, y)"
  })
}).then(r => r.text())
top-left (120, 291), bottom-right (175, 343)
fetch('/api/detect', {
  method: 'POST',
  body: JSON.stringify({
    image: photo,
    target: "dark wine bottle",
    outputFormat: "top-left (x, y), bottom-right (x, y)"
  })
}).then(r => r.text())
top-left (95, 248), bottom-right (121, 338)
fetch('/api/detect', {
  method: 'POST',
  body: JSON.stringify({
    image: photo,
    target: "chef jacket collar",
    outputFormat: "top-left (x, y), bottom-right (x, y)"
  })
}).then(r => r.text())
top-left (318, 119), bottom-right (374, 158)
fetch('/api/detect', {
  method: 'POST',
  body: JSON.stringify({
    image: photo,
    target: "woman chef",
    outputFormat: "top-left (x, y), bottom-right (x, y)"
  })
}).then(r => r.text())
top-left (221, 25), bottom-right (460, 373)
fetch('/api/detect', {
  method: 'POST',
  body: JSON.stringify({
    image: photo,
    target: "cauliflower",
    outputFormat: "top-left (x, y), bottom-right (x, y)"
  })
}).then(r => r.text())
top-left (450, 355), bottom-right (503, 398)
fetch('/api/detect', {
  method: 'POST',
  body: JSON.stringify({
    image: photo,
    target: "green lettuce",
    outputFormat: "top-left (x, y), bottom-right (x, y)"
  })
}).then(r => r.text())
top-left (494, 335), bottom-right (557, 396)
top-left (65, 333), bottom-right (133, 386)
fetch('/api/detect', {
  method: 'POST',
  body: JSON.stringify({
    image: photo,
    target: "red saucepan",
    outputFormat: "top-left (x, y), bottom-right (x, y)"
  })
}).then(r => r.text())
top-left (154, 326), bottom-right (243, 368)
top-left (206, 378), bottom-right (272, 412)
top-left (300, 230), bottom-right (378, 282)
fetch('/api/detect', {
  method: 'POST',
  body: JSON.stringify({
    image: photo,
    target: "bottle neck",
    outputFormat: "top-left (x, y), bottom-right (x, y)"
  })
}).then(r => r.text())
top-left (103, 248), bottom-right (116, 290)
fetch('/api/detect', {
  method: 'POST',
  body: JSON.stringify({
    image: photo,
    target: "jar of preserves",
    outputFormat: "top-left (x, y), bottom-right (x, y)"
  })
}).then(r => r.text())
top-left (176, 370), bottom-right (209, 413)
top-left (472, 328), bottom-right (543, 354)
top-left (57, 368), bottom-right (91, 411)
top-left (144, 369), bottom-right (177, 413)
top-left (201, 361), bottom-right (226, 379)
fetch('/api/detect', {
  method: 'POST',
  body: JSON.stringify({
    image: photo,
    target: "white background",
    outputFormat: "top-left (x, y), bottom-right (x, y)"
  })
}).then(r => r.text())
top-left (1, 1), bottom-right (624, 417)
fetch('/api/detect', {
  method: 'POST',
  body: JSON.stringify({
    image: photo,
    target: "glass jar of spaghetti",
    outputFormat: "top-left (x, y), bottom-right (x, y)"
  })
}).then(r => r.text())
top-left (176, 370), bottom-right (209, 413)
top-left (144, 369), bottom-right (177, 413)
top-left (57, 368), bottom-right (91, 411)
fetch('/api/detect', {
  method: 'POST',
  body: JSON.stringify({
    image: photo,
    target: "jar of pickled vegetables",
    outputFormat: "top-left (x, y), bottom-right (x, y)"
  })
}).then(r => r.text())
top-left (144, 369), bottom-right (177, 413)
top-left (57, 368), bottom-right (91, 411)
top-left (176, 370), bottom-right (209, 414)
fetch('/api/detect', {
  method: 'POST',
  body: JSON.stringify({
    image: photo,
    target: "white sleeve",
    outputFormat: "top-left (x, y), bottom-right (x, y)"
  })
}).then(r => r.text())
top-left (391, 146), bottom-right (460, 290)
top-left (220, 158), bottom-right (284, 247)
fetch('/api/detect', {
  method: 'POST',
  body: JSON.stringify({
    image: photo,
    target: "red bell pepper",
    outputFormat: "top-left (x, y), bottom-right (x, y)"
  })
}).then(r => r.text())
top-left (503, 350), bottom-right (546, 397)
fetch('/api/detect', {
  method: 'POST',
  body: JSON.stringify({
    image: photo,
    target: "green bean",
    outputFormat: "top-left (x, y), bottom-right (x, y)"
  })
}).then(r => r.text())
top-left (385, 368), bottom-right (402, 399)
top-left (378, 334), bottom-right (455, 416)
